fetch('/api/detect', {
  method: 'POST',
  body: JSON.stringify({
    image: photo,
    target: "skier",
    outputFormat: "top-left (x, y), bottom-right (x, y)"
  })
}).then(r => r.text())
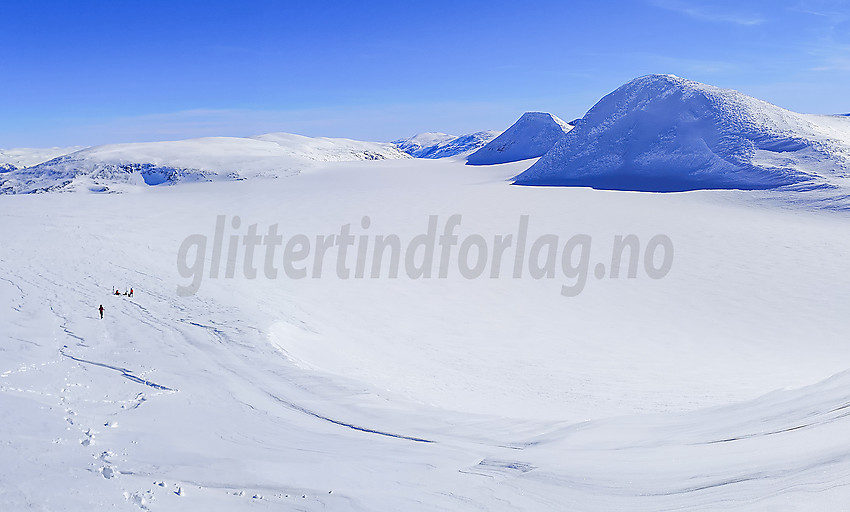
top-left (129, 288), bottom-right (134, 297)
top-left (98, 305), bottom-right (104, 319)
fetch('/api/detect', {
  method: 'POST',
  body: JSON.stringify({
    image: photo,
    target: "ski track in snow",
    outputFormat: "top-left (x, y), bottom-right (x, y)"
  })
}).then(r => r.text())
top-left (58, 350), bottom-right (177, 392)
top-left (0, 258), bottom-right (402, 508)
top-left (263, 390), bottom-right (434, 444)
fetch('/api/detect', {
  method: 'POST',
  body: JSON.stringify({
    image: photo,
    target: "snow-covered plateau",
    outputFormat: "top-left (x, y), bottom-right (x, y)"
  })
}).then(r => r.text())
top-left (2, 75), bottom-right (850, 511)
top-left (0, 133), bottom-right (409, 194)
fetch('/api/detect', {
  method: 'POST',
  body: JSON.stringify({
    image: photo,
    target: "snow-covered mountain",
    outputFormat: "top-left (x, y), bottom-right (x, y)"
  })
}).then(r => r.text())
top-left (513, 74), bottom-right (850, 192)
top-left (393, 132), bottom-right (456, 156)
top-left (393, 130), bottom-right (500, 159)
top-left (0, 133), bottom-right (409, 194)
top-left (466, 112), bottom-right (572, 165)
top-left (0, 146), bottom-right (86, 169)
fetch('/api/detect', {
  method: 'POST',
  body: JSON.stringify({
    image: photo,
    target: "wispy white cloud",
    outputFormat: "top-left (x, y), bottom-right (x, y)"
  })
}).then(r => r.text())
top-left (811, 53), bottom-right (850, 71)
top-left (790, 0), bottom-right (850, 21)
top-left (790, 2), bottom-right (850, 72)
top-left (650, 0), bottom-right (765, 25)
top-left (15, 101), bottom-right (532, 148)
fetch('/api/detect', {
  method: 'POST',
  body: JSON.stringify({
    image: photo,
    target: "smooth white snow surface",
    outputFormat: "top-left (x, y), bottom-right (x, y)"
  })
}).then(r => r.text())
top-left (467, 112), bottom-right (572, 165)
top-left (514, 74), bottom-right (850, 195)
top-left (2, 155), bottom-right (850, 510)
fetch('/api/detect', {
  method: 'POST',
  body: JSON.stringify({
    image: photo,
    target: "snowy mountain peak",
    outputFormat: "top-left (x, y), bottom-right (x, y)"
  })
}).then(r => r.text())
top-left (466, 112), bottom-right (573, 165)
top-left (519, 111), bottom-right (573, 131)
top-left (513, 75), bottom-right (850, 192)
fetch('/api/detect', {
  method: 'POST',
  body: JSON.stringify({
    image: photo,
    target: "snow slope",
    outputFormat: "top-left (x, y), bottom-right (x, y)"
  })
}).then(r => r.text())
top-left (2, 155), bottom-right (850, 510)
top-left (514, 74), bottom-right (850, 193)
top-left (466, 112), bottom-right (572, 165)
top-left (393, 130), bottom-right (500, 159)
top-left (0, 133), bottom-right (409, 194)
top-left (0, 146), bottom-right (86, 169)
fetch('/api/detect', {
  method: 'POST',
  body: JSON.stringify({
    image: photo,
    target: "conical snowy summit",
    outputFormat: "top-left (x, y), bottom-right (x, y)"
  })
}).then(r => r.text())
top-left (513, 74), bottom-right (850, 192)
top-left (466, 112), bottom-right (573, 165)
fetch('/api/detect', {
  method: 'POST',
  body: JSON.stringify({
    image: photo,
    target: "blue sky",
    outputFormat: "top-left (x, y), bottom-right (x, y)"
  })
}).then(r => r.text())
top-left (2, 0), bottom-right (849, 147)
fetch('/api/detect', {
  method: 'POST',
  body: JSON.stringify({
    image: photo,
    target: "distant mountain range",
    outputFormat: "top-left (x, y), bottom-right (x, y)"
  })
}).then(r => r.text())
top-left (3, 75), bottom-right (849, 199)
top-left (392, 130), bottom-right (500, 159)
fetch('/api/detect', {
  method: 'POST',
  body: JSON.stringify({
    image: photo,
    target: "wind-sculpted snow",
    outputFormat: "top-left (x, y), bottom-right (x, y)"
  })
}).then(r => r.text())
top-left (394, 130), bottom-right (500, 158)
top-left (514, 369), bottom-right (850, 509)
top-left (466, 112), bottom-right (573, 165)
top-left (0, 133), bottom-right (409, 194)
top-left (514, 74), bottom-right (850, 192)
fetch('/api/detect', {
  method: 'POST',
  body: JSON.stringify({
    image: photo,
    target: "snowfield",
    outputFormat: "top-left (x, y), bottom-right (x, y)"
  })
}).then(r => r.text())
top-left (2, 154), bottom-right (850, 511)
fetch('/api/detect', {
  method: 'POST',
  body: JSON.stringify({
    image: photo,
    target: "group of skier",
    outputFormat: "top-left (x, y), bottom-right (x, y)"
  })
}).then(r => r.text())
top-left (113, 286), bottom-right (133, 297)
top-left (99, 286), bottom-right (135, 319)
